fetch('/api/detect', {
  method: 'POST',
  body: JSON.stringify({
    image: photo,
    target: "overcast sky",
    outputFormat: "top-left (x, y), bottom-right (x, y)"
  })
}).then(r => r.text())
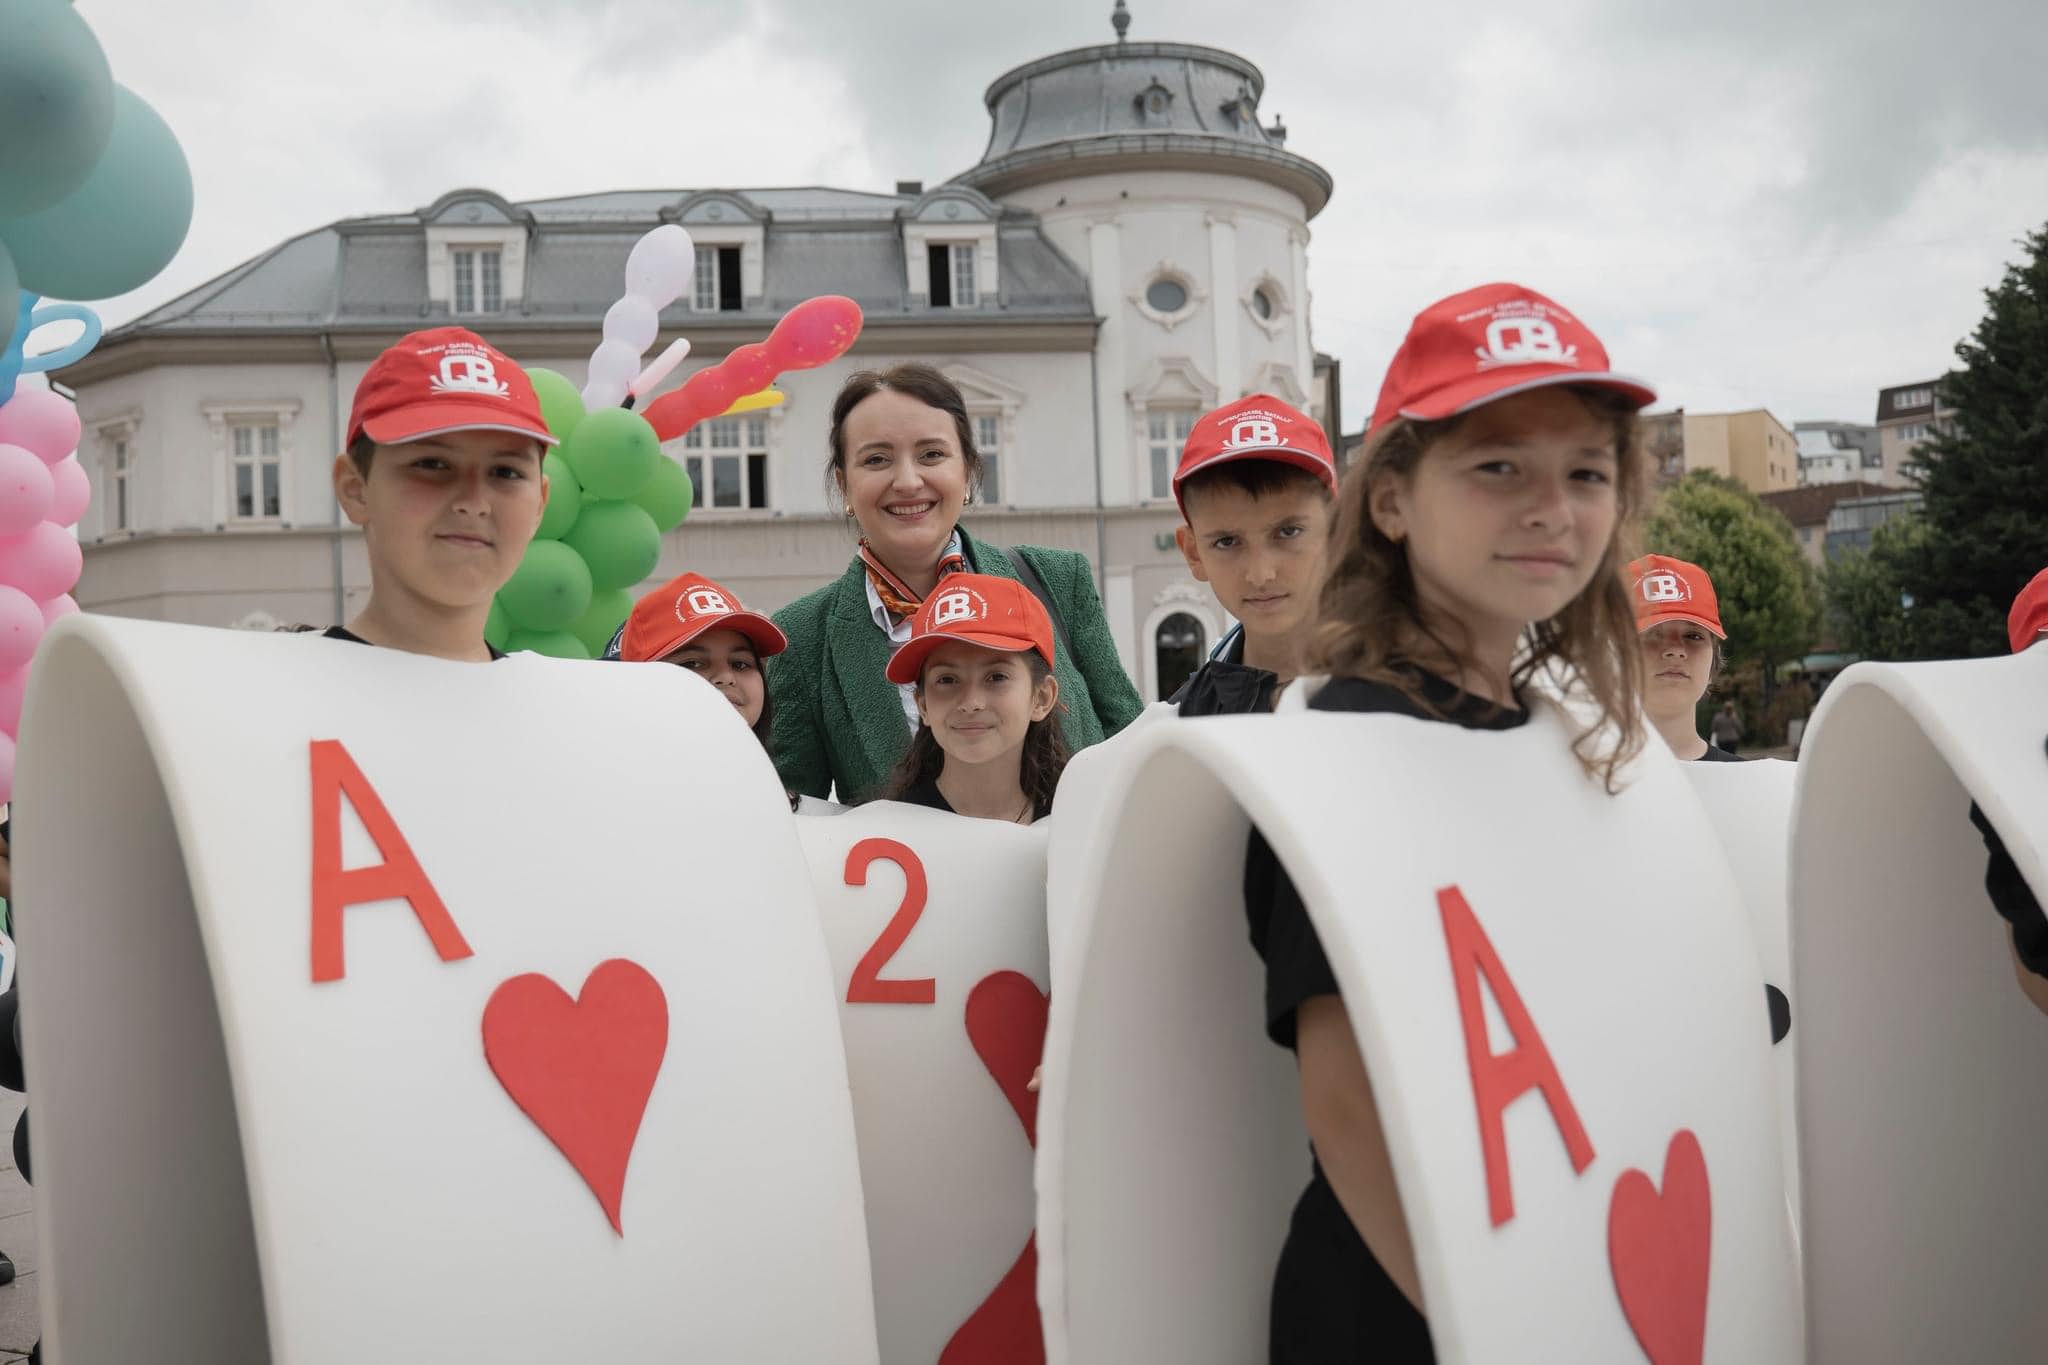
top-left (74, 0), bottom-right (2048, 432)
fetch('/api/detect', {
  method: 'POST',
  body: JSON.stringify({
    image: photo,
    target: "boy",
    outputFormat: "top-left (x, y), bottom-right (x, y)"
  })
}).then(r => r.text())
top-left (1168, 395), bottom-right (1339, 716)
top-left (330, 326), bottom-right (555, 659)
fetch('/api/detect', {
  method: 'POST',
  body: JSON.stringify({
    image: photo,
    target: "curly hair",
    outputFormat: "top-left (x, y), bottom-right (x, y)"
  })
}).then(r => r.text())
top-left (1312, 385), bottom-right (1649, 791)
top-left (881, 651), bottom-right (1069, 817)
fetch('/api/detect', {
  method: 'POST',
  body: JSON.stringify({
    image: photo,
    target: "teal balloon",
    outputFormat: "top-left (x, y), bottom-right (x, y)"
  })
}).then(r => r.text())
top-left (0, 85), bottom-right (193, 301)
top-left (563, 406), bottom-right (659, 501)
top-left (484, 598), bottom-right (512, 651)
top-left (0, 0), bottom-right (114, 218)
top-left (505, 628), bottom-right (591, 661)
top-left (498, 539), bottom-right (593, 632)
top-left (536, 451), bottom-right (582, 540)
top-left (0, 248), bottom-right (17, 361)
top-left (526, 367), bottom-right (585, 441)
top-left (633, 456), bottom-right (693, 533)
top-left (563, 499), bottom-right (662, 591)
top-left (571, 587), bottom-right (634, 658)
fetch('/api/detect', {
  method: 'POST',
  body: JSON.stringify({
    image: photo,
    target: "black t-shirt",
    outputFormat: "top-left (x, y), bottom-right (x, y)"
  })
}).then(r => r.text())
top-left (1244, 669), bottom-right (1527, 1365)
top-left (1972, 800), bottom-right (2048, 978)
top-left (1171, 627), bottom-right (1281, 717)
top-left (1693, 743), bottom-right (1746, 763)
top-left (322, 625), bottom-right (506, 661)
top-left (896, 772), bottom-right (1052, 822)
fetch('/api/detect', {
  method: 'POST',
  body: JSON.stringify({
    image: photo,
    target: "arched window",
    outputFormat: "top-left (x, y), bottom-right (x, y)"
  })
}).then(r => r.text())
top-left (1154, 611), bottom-right (1206, 700)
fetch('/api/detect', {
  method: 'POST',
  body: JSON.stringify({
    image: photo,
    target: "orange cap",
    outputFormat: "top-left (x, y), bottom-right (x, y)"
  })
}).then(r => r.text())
top-left (884, 573), bottom-right (1056, 684)
top-left (616, 572), bottom-right (787, 663)
top-left (1628, 554), bottom-right (1724, 638)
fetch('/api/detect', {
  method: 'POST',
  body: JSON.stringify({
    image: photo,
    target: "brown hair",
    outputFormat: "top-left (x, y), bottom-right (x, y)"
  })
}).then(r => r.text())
top-left (1313, 386), bottom-right (1648, 791)
top-left (347, 434), bottom-right (377, 474)
top-left (1178, 458), bottom-right (1332, 520)
top-left (826, 364), bottom-right (987, 504)
top-left (880, 651), bottom-right (1069, 817)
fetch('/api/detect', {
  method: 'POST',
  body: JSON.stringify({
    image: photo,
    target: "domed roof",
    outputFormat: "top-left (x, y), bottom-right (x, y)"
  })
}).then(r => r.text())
top-left (950, 22), bottom-right (1332, 218)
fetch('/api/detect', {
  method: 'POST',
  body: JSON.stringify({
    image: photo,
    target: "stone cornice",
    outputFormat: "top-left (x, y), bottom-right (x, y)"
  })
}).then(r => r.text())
top-left (954, 134), bottom-right (1332, 219)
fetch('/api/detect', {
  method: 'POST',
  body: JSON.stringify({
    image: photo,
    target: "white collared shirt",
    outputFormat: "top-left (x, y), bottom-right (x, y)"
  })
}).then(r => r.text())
top-left (863, 571), bottom-right (922, 731)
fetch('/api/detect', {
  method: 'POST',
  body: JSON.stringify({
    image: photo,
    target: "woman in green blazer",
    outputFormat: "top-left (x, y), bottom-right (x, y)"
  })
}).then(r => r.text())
top-left (771, 365), bottom-right (1144, 803)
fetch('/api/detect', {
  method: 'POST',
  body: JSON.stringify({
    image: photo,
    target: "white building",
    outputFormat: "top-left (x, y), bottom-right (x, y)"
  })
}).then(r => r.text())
top-left (58, 11), bottom-right (1337, 701)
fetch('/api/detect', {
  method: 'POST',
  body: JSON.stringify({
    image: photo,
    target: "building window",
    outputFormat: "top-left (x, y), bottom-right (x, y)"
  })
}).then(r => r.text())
top-left (230, 421), bottom-right (282, 520)
top-left (1251, 286), bottom-right (1275, 320)
top-left (1154, 611), bottom-right (1206, 700)
top-left (1862, 448), bottom-right (1883, 468)
top-left (681, 418), bottom-right (769, 510)
top-left (1146, 407), bottom-right (1197, 501)
top-left (111, 436), bottom-right (131, 531)
top-left (1146, 277), bottom-right (1190, 314)
top-left (974, 413), bottom-right (1002, 504)
top-left (452, 248), bottom-right (503, 315)
top-left (927, 243), bottom-right (977, 308)
top-left (1895, 387), bottom-right (1932, 410)
top-left (694, 245), bottom-right (742, 311)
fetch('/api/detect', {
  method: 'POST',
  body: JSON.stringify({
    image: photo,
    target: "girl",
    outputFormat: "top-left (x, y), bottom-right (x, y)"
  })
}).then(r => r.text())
top-left (877, 573), bottom-right (1068, 824)
top-left (1245, 283), bottom-right (1655, 1363)
top-left (1629, 554), bottom-right (1744, 762)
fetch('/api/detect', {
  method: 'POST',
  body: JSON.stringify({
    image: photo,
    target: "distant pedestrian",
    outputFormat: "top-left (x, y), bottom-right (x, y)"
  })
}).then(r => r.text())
top-left (1710, 699), bottom-right (1743, 754)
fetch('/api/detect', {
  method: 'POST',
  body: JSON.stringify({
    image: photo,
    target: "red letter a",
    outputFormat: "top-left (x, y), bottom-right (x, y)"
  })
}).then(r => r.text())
top-left (309, 739), bottom-right (473, 983)
top-left (1438, 884), bottom-right (1595, 1227)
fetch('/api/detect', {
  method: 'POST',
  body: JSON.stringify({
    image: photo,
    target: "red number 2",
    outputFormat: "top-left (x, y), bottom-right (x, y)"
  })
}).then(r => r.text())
top-left (843, 838), bottom-right (936, 1005)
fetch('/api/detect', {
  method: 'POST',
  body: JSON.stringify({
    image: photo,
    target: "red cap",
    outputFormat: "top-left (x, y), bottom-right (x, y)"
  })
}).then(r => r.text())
top-left (345, 327), bottom-right (557, 449)
top-left (618, 573), bottom-right (787, 663)
top-left (1172, 394), bottom-right (1338, 517)
top-left (1370, 283), bottom-right (1656, 432)
top-left (2009, 567), bottom-right (2048, 654)
top-left (1628, 555), bottom-right (1724, 638)
top-left (884, 573), bottom-right (1056, 684)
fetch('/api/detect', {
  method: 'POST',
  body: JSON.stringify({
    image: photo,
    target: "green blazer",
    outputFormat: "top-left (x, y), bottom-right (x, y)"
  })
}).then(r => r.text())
top-left (769, 528), bottom-right (1145, 803)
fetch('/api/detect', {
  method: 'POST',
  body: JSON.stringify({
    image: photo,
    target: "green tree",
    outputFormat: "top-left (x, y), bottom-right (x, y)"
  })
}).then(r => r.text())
top-left (1822, 512), bottom-right (1926, 660)
top-left (1900, 223), bottom-right (2048, 657)
top-left (1644, 469), bottom-right (1820, 671)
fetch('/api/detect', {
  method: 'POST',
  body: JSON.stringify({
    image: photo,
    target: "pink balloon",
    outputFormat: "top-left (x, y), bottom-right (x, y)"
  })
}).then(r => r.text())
top-left (0, 522), bottom-right (81, 601)
top-left (0, 731), bottom-right (17, 805)
top-left (0, 446), bottom-right (55, 537)
top-left (47, 456), bottom-right (90, 527)
top-left (38, 593), bottom-right (77, 628)
top-left (0, 388), bottom-right (82, 464)
top-left (0, 666), bottom-right (26, 738)
top-left (0, 588), bottom-right (45, 672)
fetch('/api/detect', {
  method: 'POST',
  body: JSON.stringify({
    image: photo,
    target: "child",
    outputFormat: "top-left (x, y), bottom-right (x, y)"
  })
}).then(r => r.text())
top-left (330, 327), bottom-right (555, 660)
top-left (1244, 283), bottom-right (1655, 1363)
top-left (1629, 554), bottom-right (1744, 762)
top-left (1974, 567), bottom-right (2048, 1014)
top-left (877, 574), bottom-right (1067, 824)
top-left (604, 572), bottom-right (798, 809)
top-left (1170, 395), bottom-right (1338, 715)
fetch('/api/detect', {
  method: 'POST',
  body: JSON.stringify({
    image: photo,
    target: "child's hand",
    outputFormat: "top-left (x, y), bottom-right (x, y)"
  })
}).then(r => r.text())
top-left (1027, 1065), bottom-right (1042, 1093)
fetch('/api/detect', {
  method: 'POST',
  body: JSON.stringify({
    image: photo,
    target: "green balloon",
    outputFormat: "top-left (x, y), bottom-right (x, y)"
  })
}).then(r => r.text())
top-left (505, 629), bottom-right (592, 661)
top-left (526, 367), bottom-right (586, 442)
top-left (633, 456), bottom-right (693, 533)
top-left (498, 539), bottom-right (594, 632)
top-left (571, 587), bottom-right (635, 658)
top-left (0, 85), bottom-right (193, 301)
top-left (536, 452), bottom-right (582, 540)
top-left (564, 406), bottom-right (659, 501)
top-left (563, 499), bottom-right (662, 591)
top-left (484, 598), bottom-right (512, 650)
top-left (0, 0), bottom-right (114, 218)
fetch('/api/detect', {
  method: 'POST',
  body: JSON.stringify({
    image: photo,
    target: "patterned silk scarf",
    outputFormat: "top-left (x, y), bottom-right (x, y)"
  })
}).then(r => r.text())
top-left (859, 530), bottom-right (967, 621)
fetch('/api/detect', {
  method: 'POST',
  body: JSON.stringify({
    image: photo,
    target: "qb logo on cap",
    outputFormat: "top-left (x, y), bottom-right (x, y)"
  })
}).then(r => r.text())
top-left (430, 349), bottom-right (512, 399)
top-left (932, 588), bottom-right (984, 628)
top-left (1226, 417), bottom-right (1281, 450)
top-left (1476, 316), bottom-right (1578, 370)
top-left (1640, 571), bottom-right (1688, 605)
top-left (682, 586), bottom-right (733, 619)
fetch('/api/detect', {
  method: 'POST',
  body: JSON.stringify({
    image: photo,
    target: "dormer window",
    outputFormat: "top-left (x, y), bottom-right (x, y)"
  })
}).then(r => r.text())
top-left (928, 243), bottom-right (979, 308)
top-left (695, 245), bottom-right (743, 311)
top-left (452, 247), bottom-right (503, 315)
top-left (1135, 80), bottom-right (1174, 126)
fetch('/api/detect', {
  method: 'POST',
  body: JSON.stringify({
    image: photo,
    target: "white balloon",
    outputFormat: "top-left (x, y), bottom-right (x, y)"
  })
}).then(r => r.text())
top-left (623, 224), bottom-right (696, 310)
top-left (580, 339), bottom-right (642, 409)
top-left (602, 296), bottom-right (660, 354)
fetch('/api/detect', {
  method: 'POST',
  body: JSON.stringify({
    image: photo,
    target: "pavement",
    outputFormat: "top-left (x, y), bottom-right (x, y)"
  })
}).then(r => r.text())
top-left (0, 1090), bottom-right (33, 1361)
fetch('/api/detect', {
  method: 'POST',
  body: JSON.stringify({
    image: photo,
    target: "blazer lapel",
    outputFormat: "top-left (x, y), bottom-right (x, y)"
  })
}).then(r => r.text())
top-left (823, 563), bottom-right (911, 794)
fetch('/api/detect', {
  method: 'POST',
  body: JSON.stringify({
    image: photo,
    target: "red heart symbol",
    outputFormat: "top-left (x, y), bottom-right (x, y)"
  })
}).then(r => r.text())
top-left (482, 958), bottom-right (668, 1235)
top-left (942, 970), bottom-right (1050, 1365)
top-left (1607, 1129), bottom-right (1712, 1365)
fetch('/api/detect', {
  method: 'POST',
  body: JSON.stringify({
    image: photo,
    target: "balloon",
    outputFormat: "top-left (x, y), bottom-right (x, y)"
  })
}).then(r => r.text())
top-left (497, 539), bottom-right (594, 633)
top-left (525, 367), bottom-right (585, 441)
top-left (0, 586), bottom-right (45, 671)
top-left (628, 337), bottom-right (691, 401)
top-left (36, 592), bottom-right (76, 628)
top-left (0, 0), bottom-right (114, 218)
top-left (46, 454), bottom-right (87, 525)
top-left (603, 295), bottom-right (660, 354)
top-left (0, 446), bottom-right (53, 535)
top-left (0, 665), bottom-right (26, 736)
top-left (633, 456), bottom-right (693, 534)
top-left (503, 628), bottom-right (591, 661)
top-left (0, 85), bottom-right (194, 302)
top-left (623, 224), bottom-right (695, 308)
top-left (563, 407), bottom-right (658, 501)
top-left (721, 388), bottom-right (786, 417)
top-left (771, 293), bottom-right (866, 367)
top-left (535, 452), bottom-right (583, 540)
top-left (563, 500), bottom-right (661, 592)
top-left (0, 730), bottom-right (16, 805)
top-left (0, 295), bottom-right (101, 407)
top-left (642, 296), bottom-right (863, 442)
top-left (570, 587), bottom-right (634, 658)
top-left (580, 337), bottom-right (642, 409)
top-left (0, 385), bottom-right (79, 462)
top-left (484, 598), bottom-right (511, 652)
top-left (0, 521), bottom-right (80, 600)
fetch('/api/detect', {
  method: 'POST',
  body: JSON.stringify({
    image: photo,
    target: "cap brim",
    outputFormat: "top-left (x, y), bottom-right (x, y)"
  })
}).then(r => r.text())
top-left (1400, 368), bottom-right (1659, 424)
top-left (361, 402), bottom-right (559, 448)
top-left (885, 629), bottom-right (1044, 684)
top-left (631, 612), bottom-right (789, 664)
top-left (1172, 446), bottom-right (1338, 516)
top-left (1638, 608), bottom-right (1725, 640)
